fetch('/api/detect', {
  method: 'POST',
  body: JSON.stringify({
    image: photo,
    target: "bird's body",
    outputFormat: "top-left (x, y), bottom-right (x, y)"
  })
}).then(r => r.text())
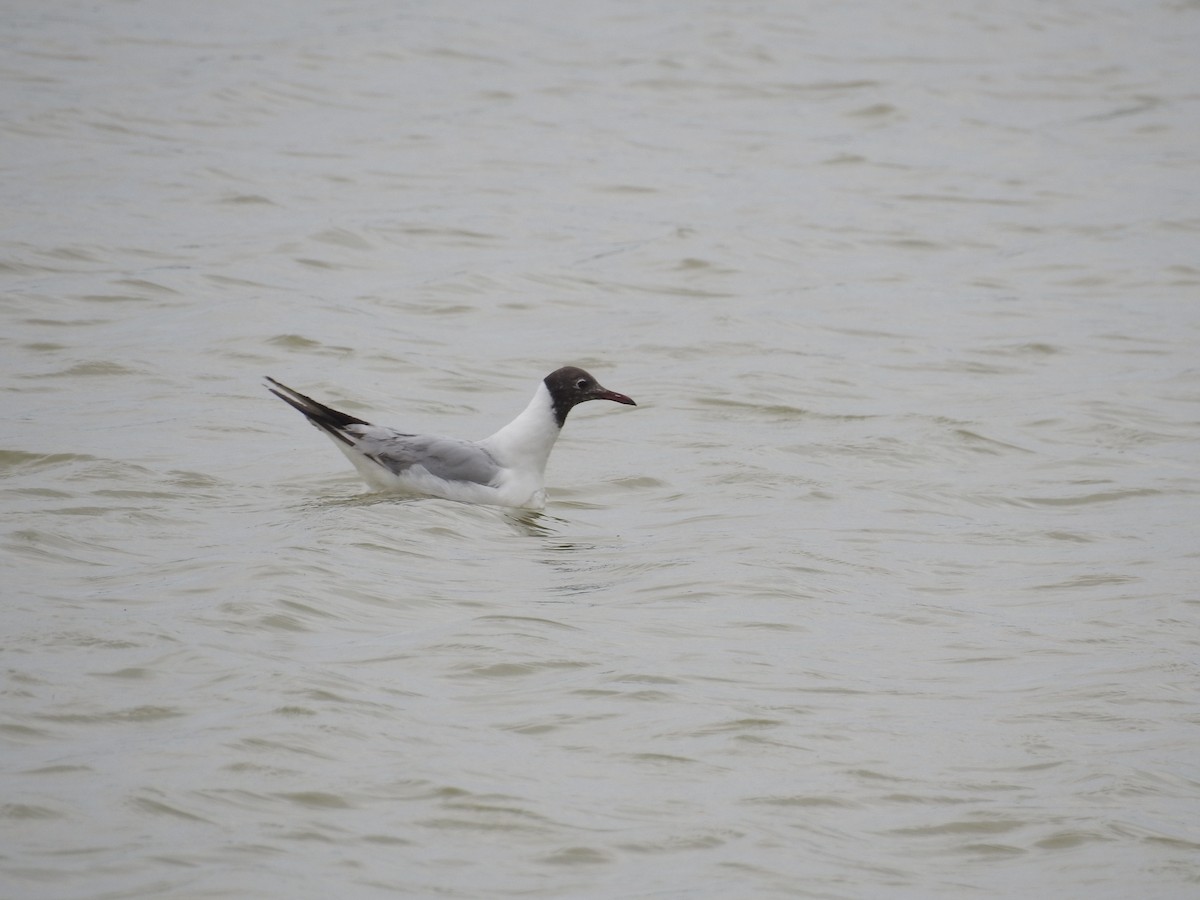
top-left (266, 367), bottom-right (635, 509)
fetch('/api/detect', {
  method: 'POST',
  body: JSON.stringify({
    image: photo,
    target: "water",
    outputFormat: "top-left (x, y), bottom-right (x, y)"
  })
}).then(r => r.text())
top-left (3, 1), bottom-right (1199, 897)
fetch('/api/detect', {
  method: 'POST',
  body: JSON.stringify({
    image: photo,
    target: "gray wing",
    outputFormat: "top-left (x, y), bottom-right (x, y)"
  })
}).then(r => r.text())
top-left (350, 427), bottom-right (501, 486)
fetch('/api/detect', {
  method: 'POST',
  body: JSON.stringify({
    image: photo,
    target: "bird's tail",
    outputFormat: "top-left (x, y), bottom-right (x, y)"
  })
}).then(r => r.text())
top-left (265, 377), bottom-right (370, 446)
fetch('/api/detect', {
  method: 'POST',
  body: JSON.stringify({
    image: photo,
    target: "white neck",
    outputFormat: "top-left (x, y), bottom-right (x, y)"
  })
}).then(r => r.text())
top-left (481, 381), bottom-right (562, 473)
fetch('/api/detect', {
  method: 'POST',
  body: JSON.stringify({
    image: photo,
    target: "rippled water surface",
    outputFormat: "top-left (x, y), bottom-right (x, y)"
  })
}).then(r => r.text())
top-left (4, 1), bottom-right (1199, 897)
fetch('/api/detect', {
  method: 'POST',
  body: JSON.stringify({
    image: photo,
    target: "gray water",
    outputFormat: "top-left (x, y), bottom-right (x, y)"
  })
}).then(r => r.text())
top-left (3, 1), bottom-right (1199, 897)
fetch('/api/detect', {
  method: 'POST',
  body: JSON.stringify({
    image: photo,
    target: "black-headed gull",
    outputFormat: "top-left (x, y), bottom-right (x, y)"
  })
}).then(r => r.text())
top-left (266, 366), bottom-right (636, 509)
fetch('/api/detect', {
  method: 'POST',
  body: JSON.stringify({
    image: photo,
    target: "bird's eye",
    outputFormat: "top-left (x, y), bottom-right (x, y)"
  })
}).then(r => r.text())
top-left (576, 379), bottom-right (589, 390)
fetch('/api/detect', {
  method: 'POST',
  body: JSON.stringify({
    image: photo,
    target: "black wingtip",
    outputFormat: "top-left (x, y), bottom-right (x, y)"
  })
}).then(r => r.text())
top-left (265, 377), bottom-right (372, 446)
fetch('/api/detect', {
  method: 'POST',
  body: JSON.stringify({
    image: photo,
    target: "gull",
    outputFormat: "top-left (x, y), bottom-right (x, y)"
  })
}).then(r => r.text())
top-left (266, 366), bottom-right (635, 509)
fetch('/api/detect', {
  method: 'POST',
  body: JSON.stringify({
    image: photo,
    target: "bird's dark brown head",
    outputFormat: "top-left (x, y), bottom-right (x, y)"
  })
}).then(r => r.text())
top-left (543, 366), bottom-right (636, 427)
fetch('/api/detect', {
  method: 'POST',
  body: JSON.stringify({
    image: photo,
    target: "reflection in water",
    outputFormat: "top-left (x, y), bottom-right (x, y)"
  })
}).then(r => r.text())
top-left (313, 489), bottom-right (558, 533)
top-left (499, 507), bottom-right (561, 537)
